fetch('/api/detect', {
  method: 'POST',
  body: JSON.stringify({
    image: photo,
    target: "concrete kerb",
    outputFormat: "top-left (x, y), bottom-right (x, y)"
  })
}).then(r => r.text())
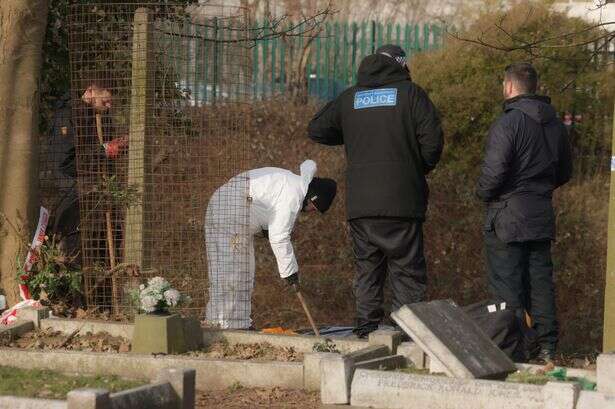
top-left (304, 352), bottom-right (339, 391)
top-left (0, 348), bottom-right (303, 391)
top-left (597, 352), bottom-right (615, 395)
top-left (350, 368), bottom-right (545, 409)
top-left (0, 396), bottom-right (67, 409)
top-left (542, 381), bottom-right (580, 409)
top-left (576, 390), bottom-right (615, 409)
top-left (320, 345), bottom-right (391, 405)
top-left (0, 319), bottom-right (34, 341)
top-left (397, 341), bottom-right (426, 369)
top-left (16, 307), bottom-right (50, 329)
top-left (368, 329), bottom-right (402, 354)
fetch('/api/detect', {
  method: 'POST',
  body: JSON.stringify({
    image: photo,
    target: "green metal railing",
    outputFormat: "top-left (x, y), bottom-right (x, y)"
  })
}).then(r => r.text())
top-left (252, 20), bottom-right (445, 101)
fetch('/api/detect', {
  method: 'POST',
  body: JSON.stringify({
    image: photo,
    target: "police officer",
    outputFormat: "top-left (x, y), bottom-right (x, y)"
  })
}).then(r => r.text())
top-left (47, 82), bottom-right (127, 263)
top-left (476, 63), bottom-right (572, 362)
top-left (307, 45), bottom-right (444, 338)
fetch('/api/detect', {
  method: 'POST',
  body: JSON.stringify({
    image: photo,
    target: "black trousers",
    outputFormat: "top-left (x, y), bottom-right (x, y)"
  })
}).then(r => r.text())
top-left (51, 189), bottom-right (81, 265)
top-left (484, 230), bottom-right (558, 352)
top-left (349, 217), bottom-right (427, 336)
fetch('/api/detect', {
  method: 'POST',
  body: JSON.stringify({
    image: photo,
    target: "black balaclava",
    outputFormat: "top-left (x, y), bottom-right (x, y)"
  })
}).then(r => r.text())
top-left (303, 177), bottom-right (337, 213)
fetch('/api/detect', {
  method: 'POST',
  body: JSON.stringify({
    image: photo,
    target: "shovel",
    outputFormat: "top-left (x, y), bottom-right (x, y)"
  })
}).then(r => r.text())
top-left (292, 284), bottom-right (320, 337)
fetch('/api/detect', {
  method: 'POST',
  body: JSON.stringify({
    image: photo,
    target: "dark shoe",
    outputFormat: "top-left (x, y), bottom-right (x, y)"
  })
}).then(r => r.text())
top-left (532, 348), bottom-right (555, 365)
top-left (352, 326), bottom-right (377, 339)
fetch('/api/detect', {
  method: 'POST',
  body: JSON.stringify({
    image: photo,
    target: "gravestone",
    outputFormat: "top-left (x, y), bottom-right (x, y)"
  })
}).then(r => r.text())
top-left (391, 300), bottom-right (516, 379)
top-left (350, 369), bottom-right (544, 409)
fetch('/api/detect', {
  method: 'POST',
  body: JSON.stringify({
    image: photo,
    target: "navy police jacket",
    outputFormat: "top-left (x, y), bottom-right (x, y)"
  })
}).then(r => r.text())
top-left (307, 54), bottom-right (444, 220)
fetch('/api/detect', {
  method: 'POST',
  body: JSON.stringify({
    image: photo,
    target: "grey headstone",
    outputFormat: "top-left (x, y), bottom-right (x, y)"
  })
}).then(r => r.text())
top-left (391, 300), bottom-right (516, 379)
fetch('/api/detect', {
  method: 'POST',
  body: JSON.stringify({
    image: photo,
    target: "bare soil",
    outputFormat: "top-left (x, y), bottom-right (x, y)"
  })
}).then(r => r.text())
top-left (186, 342), bottom-right (302, 362)
top-left (3, 329), bottom-right (301, 362)
top-left (3, 328), bottom-right (130, 353)
top-left (196, 387), bottom-right (320, 409)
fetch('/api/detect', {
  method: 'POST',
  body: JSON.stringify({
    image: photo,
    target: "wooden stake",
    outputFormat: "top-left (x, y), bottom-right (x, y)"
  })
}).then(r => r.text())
top-left (95, 113), bottom-right (119, 315)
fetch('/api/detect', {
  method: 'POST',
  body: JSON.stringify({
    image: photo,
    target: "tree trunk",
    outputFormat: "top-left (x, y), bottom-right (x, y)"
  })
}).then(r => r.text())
top-left (0, 0), bottom-right (48, 306)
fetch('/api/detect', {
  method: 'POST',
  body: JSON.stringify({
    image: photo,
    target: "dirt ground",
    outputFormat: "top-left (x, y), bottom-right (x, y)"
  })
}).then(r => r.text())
top-left (186, 341), bottom-right (302, 362)
top-left (196, 387), bottom-right (320, 409)
top-left (3, 328), bottom-right (130, 353)
top-left (2, 329), bottom-right (302, 362)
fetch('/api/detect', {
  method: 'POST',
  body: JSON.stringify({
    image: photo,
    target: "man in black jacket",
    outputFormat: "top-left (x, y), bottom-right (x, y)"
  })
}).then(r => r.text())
top-left (47, 82), bottom-right (127, 263)
top-left (308, 45), bottom-right (444, 338)
top-left (477, 63), bottom-right (572, 362)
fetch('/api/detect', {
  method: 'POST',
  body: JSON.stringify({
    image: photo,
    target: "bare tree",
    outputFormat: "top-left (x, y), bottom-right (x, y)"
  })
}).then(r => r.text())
top-left (0, 0), bottom-right (49, 305)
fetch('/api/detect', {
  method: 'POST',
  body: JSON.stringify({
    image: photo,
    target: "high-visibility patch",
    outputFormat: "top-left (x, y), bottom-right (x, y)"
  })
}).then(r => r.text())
top-left (354, 88), bottom-right (397, 109)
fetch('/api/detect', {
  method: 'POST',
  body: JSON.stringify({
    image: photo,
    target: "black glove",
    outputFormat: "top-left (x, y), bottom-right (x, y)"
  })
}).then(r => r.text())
top-left (284, 272), bottom-right (299, 289)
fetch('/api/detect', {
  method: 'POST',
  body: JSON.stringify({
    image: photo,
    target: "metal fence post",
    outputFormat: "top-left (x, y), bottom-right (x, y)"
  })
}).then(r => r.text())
top-left (604, 99), bottom-right (615, 352)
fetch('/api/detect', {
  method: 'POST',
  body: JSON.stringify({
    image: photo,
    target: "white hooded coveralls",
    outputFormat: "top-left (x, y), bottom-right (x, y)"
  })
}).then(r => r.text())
top-left (205, 160), bottom-right (317, 329)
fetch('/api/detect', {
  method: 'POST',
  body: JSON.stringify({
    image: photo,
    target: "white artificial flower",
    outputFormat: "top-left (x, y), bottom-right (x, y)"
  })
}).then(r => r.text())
top-left (140, 294), bottom-right (159, 313)
top-left (139, 284), bottom-right (145, 290)
top-left (164, 289), bottom-right (181, 307)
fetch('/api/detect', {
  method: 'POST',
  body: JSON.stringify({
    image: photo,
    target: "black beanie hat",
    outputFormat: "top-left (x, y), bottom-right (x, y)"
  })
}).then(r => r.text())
top-left (375, 44), bottom-right (407, 66)
top-left (303, 177), bottom-right (337, 213)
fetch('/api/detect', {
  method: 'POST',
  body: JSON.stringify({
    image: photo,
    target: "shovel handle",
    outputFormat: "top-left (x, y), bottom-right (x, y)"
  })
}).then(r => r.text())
top-left (294, 287), bottom-right (320, 337)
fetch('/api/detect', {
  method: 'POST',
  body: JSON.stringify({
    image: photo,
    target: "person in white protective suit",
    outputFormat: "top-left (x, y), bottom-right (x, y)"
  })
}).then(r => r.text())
top-left (205, 159), bottom-right (337, 329)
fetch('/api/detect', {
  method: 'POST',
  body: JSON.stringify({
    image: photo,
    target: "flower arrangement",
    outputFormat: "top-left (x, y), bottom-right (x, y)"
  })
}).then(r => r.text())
top-left (132, 277), bottom-right (190, 314)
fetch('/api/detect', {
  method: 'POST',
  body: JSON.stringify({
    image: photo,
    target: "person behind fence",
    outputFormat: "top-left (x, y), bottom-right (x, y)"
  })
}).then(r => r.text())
top-left (204, 160), bottom-right (337, 329)
top-left (307, 44), bottom-right (444, 338)
top-left (476, 62), bottom-right (572, 363)
top-left (47, 80), bottom-right (128, 264)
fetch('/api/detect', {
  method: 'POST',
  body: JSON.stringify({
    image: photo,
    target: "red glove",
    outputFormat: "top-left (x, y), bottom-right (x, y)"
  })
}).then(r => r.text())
top-left (103, 136), bottom-right (128, 159)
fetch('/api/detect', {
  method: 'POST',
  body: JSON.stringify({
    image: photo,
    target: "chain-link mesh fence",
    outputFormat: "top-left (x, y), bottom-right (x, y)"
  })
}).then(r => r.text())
top-left (40, 1), bottom-right (252, 319)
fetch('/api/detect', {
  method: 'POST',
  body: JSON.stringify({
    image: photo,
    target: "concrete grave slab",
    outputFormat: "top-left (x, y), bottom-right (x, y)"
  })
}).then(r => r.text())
top-left (397, 341), bottom-right (426, 369)
top-left (0, 396), bottom-right (67, 409)
top-left (368, 329), bottom-right (402, 354)
top-left (67, 389), bottom-right (111, 409)
top-left (303, 352), bottom-right (339, 391)
top-left (542, 381), bottom-right (579, 409)
top-left (0, 319), bottom-right (34, 341)
top-left (0, 348), bottom-right (303, 391)
top-left (320, 345), bottom-right (390, 404)
top-left (350, 368), bottom-right (544, 409)
top-left (354, 355), bottom-right (406, 371)
top-left (597, 352), bottom-right (615, 396)
top-left (391, 300), bottom-right (516, 379)
top-left (16, 307), bottom-right (50, 329)
top-left (576, 390), bottom-right (615, 409)
top-left (156, 368), bottom-right (196, 409)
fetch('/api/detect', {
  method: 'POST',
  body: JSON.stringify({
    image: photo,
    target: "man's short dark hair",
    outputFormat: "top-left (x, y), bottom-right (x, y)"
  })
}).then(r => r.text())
top-left (504, 62), bottom-right (538, 94)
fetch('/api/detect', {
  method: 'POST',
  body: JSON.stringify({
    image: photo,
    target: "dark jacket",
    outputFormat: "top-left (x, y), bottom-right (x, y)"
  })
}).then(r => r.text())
top-left (307, 54), bottom-right (444, 220)
top-left (49, 95), bottom-right (78, 191)
top-left (48, 95), bottom-right (113, 192)
top-left (477, 94), bottom-right (573, 243)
